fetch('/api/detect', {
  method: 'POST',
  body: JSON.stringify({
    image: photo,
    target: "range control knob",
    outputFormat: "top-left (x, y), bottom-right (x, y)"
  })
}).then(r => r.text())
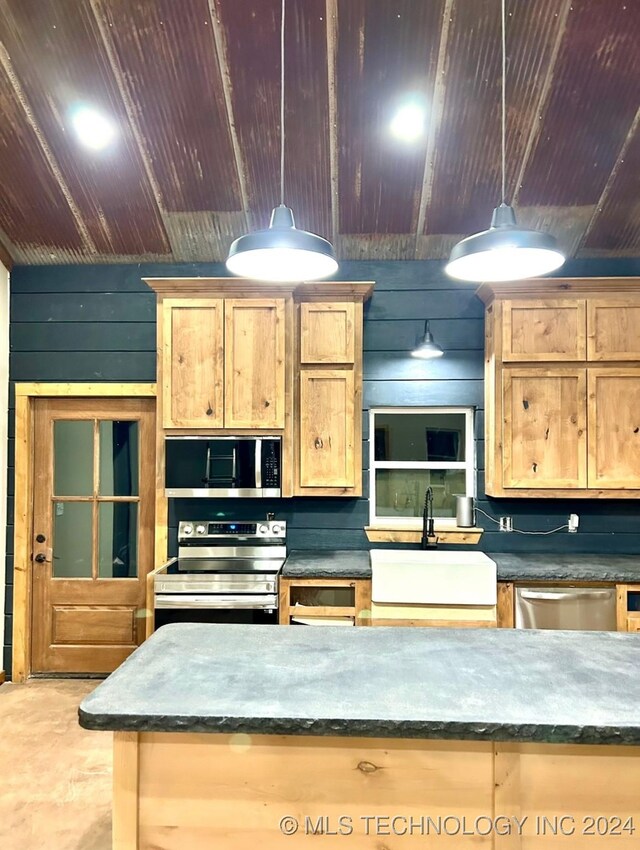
top-left (258, 524), bottom-right (270, 535)
top-left (272, 524), bottom-right (282, 535)
top-left (196, 524), bottom-right (207, 535)
top-left (182, 524), bottom-right (194, 536)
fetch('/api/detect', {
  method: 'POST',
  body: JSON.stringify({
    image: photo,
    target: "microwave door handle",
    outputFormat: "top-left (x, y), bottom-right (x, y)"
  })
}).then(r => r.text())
top-left (231, 446), bottom-right (237, 484)
top-left (202, 445), bottom-right (212, 485)
top-left (255, 438), bottom-right (262, 489)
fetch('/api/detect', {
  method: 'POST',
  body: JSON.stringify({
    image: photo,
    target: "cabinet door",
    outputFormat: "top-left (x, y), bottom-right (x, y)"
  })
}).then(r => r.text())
top-left (162, 299), bottom-right (224, 428)
top-left (503, 368), bottom-right (587, 488)
top-left (587, 299), bottom-right (640, 360)
top-left (224, 299), bottom-right (286, 429)
top-left (588, 369), bottom-right (640, 488)
top-left (300, 302), bottom-right (355, 364)
top-left (502, 299), bottom-right (586, 361)
top-left (299, 370), bottom-right (356, 489)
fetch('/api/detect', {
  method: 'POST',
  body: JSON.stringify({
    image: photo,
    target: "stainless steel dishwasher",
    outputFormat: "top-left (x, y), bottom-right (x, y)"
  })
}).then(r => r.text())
top-left (515, 586), bottom-right (618, 631)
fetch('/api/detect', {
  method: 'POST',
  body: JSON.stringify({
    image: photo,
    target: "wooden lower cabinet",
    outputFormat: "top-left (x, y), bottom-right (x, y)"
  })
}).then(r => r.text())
top-left (115, 731), bottom-right (640, 850)
top-left (616, 584), bottom-right (640, 632)
top-left (279, 577), bottom-right (371, 626)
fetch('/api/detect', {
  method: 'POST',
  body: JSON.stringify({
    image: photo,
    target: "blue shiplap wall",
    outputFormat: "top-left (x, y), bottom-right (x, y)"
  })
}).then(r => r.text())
top-left (4, 257), bottom-right (640, 672)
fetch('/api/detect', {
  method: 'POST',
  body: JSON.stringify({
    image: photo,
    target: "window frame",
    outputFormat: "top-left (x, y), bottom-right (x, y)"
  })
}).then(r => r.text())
top-left (369, 406), bottom-right (476, 528)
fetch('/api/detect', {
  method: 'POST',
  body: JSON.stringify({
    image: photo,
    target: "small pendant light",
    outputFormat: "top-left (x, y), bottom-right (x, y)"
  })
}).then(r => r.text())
top-left (411, 320), bottom-right (444, 359)
top-left (445, 0), bottom-right (565, 282)
top-left (226, 0), bottom-right (338, 282)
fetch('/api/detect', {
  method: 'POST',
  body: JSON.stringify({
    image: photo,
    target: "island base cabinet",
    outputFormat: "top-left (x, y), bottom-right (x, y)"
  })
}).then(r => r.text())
top-left (113, 732), bottom-right (640, 849)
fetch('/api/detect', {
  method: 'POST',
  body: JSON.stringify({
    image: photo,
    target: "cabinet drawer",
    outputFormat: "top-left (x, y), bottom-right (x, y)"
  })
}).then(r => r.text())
top-left (587, 299), bottom-right (640, 360)
top-left (502, 299), bottom-right (586, 361)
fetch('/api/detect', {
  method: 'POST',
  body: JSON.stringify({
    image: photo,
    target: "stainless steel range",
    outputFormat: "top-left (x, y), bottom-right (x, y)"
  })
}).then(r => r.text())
top-left (154, 519), bottom-right (286, 626)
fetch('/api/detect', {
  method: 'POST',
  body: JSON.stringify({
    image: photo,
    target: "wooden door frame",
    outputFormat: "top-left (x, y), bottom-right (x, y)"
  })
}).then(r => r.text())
top-left (12, 383), bottom-right (156, 683)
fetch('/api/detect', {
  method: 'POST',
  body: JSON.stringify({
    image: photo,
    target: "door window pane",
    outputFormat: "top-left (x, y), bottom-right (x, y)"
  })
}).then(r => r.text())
top-left (53, 502), bottom-right (93, 577)
top-left (374, 413), bottom-right (467, 462)
top-left (54, 421), bottom-right (93, 496)
top-left (374, 469), bottom-right (467, 519)
top-left (99, 421), bottom-right (139, 496)
top-left (98, 502), bottom-right (138, 578)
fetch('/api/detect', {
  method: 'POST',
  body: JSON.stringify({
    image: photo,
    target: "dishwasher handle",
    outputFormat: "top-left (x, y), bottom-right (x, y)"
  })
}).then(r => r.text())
top-left (519, 588), bottom-right (614, 602)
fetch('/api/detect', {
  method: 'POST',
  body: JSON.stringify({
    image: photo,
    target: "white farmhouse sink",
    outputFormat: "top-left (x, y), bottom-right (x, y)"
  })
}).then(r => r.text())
top-left (370, 549), bottom-right (497, 606)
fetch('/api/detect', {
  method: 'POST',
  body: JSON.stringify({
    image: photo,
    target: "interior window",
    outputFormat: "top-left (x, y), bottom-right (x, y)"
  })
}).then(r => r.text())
top-left (370, 407), bottom-right (475, 526)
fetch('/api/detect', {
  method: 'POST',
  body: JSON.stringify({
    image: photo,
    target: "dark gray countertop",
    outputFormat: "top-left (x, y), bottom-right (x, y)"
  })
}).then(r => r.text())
top-left (282, 550), bottom-right (640, 583)
top-left (79, 622), bottom-right (640, 745)
top-left (491, 553), bottom-right (640, 583)
top-left (282, 550), bottom-right (371, 578)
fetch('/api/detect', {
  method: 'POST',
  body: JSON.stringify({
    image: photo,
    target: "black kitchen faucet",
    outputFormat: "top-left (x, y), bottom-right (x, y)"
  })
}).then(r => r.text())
top-left (421, 487), bottom-right (438, 549)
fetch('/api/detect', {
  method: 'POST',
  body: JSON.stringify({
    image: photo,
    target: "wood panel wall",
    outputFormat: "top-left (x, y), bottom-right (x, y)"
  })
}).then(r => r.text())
top-left (4, 257), bottom-right (640, 674)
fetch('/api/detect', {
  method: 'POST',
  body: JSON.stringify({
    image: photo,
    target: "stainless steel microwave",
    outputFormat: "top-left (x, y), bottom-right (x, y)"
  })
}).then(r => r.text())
top-left (165, 436), bottom-right (281, 498)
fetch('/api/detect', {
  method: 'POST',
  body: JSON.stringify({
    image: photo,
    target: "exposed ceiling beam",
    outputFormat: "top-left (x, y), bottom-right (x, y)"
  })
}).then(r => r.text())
top-left (325, 0), bottom-right (340, 249)
top-left (578, 106), bottom-right (640, 253)
top-left (208, 0), bottom-right (252, 232)
top-left (0, 235), bottom-right (13, 270)
top-left (512, 0), bottom-right (572, 206)
top-left (415, 0), bottom-right (455, 254)
top-left (90, 0), bottom-right (167, 219)
top-left (0, 43), bottom-right (96, 255)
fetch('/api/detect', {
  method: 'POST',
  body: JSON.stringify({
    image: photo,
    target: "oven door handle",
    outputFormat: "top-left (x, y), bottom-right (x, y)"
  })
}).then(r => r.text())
top-left (155, 594), bottom-right (278, 610)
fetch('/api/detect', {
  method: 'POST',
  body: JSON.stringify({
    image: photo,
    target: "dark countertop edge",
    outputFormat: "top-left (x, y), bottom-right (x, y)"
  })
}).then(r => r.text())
top-left (77, 708), bottom-right (640, 746)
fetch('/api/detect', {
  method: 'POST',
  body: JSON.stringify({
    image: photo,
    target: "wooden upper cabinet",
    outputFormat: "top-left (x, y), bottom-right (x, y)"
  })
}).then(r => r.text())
top-left (502, 368), bottom-right (587, 489)
top-left (502, 299), bottom-right (586, 361)
top-left (299, 370), bottom-right (356, 489)
top-left (224, 299), bottom-right (286, 429)
top-left (300, 302), bottom-right (355, 364)
top-left (162, 299), bottom-right (224, 428)
top-left (587, 300), bottom-right (640, 361)
top-left (588, 369), bottom-right (640, 488)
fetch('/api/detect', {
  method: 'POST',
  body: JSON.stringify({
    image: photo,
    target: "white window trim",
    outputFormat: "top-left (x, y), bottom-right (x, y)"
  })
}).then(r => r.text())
top-left (369, 406), bottom-right (476, 528)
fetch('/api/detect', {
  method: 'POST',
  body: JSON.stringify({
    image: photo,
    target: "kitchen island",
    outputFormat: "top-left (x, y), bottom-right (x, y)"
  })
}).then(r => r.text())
top-left (80, 623), bottom-right (640, 848)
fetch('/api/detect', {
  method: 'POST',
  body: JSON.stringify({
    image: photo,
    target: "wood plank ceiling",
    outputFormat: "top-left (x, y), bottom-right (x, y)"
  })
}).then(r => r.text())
top-left (0, 0), bottom-right (638, 266)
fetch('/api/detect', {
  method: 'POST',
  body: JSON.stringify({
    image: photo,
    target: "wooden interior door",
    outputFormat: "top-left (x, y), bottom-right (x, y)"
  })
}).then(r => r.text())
top-left (588, 368), bottom-right (640, 488)
top-left (224, 298), bottom-right (286, 429)
top-left (31, 397), bottom-right (155, 674)
top-left (298, 369), bottom-right (356, 489)
top-left (502, 368), bottom-right (587, 489)
top-left (162, 298), bottom-right (224, 428)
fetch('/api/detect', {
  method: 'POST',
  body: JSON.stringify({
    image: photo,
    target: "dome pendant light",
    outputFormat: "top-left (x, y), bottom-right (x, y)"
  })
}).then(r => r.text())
top-left (411, 320), bottom-right (444, 359)
top-left (226, 0), bottom-right (338, 282)
top-left (445, 0), bottom-right (565, 283)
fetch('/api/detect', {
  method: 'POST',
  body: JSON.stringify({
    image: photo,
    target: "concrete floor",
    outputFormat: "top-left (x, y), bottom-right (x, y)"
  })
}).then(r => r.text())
top-left (0, 680), bottom-right (112, 850)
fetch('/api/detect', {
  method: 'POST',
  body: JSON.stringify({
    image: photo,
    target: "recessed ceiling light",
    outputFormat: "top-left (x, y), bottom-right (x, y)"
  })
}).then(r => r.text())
top-left (71, 106), bottom-right (117, 151)
top-left (390, 102), bottom-right (425, 142)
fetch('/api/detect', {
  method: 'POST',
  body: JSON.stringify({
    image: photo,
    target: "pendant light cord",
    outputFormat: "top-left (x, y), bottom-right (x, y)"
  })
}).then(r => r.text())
top-left (501, 0), bottom-right (506, 204)
top-left (280, 0), bottom-right (286, 206)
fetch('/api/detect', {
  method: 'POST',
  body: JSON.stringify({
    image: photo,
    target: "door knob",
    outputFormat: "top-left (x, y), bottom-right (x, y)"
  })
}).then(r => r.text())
top-left (34, 553), bottom-right (47, 563)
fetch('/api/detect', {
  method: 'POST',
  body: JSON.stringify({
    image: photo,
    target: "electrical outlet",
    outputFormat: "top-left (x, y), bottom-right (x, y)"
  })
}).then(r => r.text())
top-left (499, 516), bottom-right (513, 532)
top-left (568, 513), bottom-right (579, 533)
